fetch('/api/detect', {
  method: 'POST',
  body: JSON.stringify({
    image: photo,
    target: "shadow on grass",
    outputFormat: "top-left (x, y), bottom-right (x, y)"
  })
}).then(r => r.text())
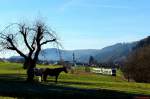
top-left (0, 74), bottom-right (149, 99)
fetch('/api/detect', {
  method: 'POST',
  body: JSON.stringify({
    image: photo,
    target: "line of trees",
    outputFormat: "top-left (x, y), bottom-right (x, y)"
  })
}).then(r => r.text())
top-left (122, 36), bottom-right (150, 83)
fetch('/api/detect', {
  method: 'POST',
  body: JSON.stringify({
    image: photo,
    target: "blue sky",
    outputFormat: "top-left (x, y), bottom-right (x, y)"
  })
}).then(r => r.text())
top-left (0, 0), bottom-right (150, 52)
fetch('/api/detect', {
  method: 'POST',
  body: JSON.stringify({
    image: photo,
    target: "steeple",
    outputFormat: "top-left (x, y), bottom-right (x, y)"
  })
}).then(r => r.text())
top-left (72, 52), bottom-right (76, 66)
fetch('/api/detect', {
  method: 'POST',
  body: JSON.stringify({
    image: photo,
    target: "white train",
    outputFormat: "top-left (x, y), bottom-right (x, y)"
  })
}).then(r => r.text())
top-left (91, 68), bottom-right (116, 76)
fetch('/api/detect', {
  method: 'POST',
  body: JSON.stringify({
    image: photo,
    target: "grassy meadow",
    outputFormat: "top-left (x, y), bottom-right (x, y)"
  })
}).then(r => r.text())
top-left (0, 62), bottom-right (149, 99)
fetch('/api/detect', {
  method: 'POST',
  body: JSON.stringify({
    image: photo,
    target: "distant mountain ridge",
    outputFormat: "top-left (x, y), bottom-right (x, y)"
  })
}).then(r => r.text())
top-left (7, 36), bottom-right (150, 63)
top-left (134, 36), bottom-right (150, 49)
top-left (94, 43), bottom-right (136, 63)
top-left (8, 42), bottom-right (136, 63)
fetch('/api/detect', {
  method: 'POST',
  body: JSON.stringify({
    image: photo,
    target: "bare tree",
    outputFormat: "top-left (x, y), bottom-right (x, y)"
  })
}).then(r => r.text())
top-left (0, 20), bottom-right (58, 82)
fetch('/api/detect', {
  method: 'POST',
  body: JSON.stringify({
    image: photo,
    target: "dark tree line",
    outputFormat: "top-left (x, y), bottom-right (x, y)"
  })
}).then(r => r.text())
top-left (122, 36), bottom-right (150, 83)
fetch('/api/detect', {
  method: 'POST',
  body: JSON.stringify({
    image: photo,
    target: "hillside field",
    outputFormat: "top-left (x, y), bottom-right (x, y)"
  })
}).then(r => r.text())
top-left (0, 62), bottom-right (149, 99)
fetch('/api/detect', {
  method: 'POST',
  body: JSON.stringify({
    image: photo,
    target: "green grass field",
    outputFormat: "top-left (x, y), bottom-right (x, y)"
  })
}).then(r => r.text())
top-left (0, 62), bottom-right (149, 99)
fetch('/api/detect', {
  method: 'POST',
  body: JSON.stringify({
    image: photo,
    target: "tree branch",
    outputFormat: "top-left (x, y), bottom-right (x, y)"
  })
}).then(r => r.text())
top-left (7, 36), bottom-right (27, 58)
top-left (7, 47), bottom-right (15, 50)
top-left (20, 25), bottom-right (33, 51)
top-left (40, 39), bottom-right (56, 45)
top-left (31, 36), bottom-right (36, 50)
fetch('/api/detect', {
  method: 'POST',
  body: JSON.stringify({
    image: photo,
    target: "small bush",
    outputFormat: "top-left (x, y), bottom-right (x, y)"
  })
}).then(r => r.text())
top-left (85, 66), bottom-right (91, 72)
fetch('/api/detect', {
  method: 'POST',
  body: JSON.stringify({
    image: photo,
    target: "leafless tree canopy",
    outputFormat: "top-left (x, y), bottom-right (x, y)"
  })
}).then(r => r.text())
top-left (1, 21), bottom-right (58, 59)
top-left (0, 20), bottom-right (60, 81)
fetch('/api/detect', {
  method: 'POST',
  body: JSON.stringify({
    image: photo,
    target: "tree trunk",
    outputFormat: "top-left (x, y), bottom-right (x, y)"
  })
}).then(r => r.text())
top-left (23, 59), bottom-right (30, 69)
top-left (25, 59), bottom-right (36, 82)
top-left (27, 67), bottom-right (35, 82)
